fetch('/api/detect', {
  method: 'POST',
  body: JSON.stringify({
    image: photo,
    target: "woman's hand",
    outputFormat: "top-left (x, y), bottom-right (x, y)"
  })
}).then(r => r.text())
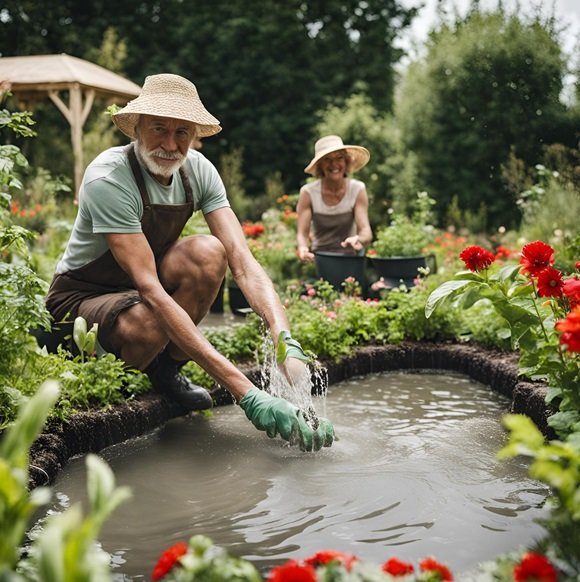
top-left (297, 246), bottom-right (315, 262)
top-left (341, 235), bottom-right (363, 252)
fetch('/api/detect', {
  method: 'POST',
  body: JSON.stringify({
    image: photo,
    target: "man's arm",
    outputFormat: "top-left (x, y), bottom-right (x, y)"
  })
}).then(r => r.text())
top-left (105, 231), bottom-right (254, 402)
top-left (204, 206), bottom-right (291, 341)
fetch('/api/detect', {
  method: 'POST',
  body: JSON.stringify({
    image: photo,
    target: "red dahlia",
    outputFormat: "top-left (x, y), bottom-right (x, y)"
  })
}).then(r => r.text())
top-left (459, 246), bottom-right (496, 272)
top-left (555, 306), bottom-right (580, 353)
top-left (513, 552), bottom-right (557, 582)
top-left (267, 560), bottom-right (317, 582)
top-left (537, 267), bottom-right (564, 297)
top-left (419, 557), bottom-right (454, 581)
top-left (152, 542), bottom-right (188, 581)
top-left (304, 550), bottom-right (358, 571)
top-left (520, 241), bottom-right (555, 277)
top-left (382, 557), bottom-right (415, 576)
top-left (563, 278), bottom-right (580, 308)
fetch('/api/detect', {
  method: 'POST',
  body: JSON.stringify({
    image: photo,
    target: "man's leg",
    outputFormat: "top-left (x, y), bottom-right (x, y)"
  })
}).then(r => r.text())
top-left (109, 234), bottom-right (227, 409)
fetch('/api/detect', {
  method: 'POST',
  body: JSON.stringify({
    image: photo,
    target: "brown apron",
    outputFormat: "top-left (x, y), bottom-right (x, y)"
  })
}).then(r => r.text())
top-left (45, 144), bottom-right (194, 355)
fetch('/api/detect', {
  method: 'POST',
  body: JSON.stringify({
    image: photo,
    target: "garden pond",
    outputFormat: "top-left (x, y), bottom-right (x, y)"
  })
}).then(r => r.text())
top-left (38, 370), bottom-right (551, 579)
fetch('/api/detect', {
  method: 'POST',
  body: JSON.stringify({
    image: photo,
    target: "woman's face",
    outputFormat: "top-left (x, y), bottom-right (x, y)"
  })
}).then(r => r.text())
top-left (319, 150), bottom-right (347, 179)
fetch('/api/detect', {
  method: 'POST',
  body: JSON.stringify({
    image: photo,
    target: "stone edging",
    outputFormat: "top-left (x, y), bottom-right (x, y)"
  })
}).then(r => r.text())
top-left (28, 341), bottom-right (553, 489)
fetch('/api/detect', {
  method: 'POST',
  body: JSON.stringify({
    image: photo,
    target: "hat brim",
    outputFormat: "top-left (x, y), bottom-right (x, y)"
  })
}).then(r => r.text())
top-left (112, 95), bottom-right (222, 139)
top-left (304, 144), bottom-right (370, 175)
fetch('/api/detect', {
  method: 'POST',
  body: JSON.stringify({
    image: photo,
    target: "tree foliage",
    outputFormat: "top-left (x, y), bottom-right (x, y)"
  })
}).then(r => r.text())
top-left (395, 10), bottom-right (578, 230)
top-left (0, 0), bottom-right (417, 200)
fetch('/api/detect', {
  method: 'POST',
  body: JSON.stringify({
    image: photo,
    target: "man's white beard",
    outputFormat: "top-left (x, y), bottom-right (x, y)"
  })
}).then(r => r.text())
top-left (135, 140), bottom-right (186, 180)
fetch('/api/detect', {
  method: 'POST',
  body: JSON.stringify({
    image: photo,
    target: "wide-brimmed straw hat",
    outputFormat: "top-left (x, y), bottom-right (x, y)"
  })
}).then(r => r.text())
top-left (112, 73), bottom-right (222, 139)
top-left (304, 135), bottom-right (370, 175)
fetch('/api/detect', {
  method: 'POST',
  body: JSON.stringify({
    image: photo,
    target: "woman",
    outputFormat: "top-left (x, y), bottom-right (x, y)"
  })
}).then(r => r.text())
top-left (296, 135), bottom-right (372, 262)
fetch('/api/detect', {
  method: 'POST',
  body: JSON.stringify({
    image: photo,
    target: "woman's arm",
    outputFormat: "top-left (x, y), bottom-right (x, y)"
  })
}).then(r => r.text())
top-left (296, 188), bottom-right (315, 262)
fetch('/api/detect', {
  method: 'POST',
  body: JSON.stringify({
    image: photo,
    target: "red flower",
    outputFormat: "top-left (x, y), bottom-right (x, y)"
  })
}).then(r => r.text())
top-left (459, 246), bottom-right (496, 272)
top-left (575, 261), bottom-right (580, 271)
top-left (242, 222), bottom-right (265, 238)
top-left (267, 560), bottom-right (317, 582)
top-left (537, 268), bottom-right (564, 297)
top-left (495, 245), bottom-right (515, 260)
top-left (563, 278), bottom-right (580, 308)
top-left (152, 542), bottom-right (188, 581)
top-left (556, 306), bottom-right (580, 352)
top-left (382, 557), bottom-right (415, 576)
top-left (513, 552), bottom-right (557, 582)
top-left (419, 557), bottom-right (454, 581)
top-left (520, 241), bottom-right (555, 277)
top-left (304, 550), bottom-right (358, 571)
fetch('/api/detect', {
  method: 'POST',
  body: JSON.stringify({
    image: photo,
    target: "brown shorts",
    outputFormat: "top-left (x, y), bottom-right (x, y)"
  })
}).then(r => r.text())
top-left (45, 274), bottom-right (142, 356)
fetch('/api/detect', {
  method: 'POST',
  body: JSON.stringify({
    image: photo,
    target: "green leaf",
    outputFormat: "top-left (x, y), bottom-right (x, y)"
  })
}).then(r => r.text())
top-left (0, 381), bottom-right (60, 470)
top-left (425, 279), bottom-right (476, 318)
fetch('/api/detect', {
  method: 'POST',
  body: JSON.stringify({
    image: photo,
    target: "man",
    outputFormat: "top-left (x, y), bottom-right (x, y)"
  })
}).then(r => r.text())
top-left (45, 73), bottom-right (334, 452)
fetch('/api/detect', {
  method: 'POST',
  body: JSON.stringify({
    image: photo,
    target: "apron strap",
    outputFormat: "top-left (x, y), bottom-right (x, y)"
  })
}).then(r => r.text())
top-left (126, 144), bottom-right (152, 207)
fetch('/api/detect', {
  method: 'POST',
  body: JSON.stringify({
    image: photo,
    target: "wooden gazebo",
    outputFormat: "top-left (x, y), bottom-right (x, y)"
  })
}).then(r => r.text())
top-left (0, 53), bottom-right (141, 196)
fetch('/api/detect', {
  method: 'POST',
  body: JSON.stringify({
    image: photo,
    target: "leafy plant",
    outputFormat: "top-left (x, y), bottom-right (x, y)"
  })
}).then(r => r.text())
top-left (498, 414), bottom-right (580, 576)
top-left (425, 241), bottom-right (580, 439)
top-left (0, 381), bottom-right (132, 580)
top-left (368, 191), bottom-right (436, 257)
top-left (152, 535), bottom-right (457, 581)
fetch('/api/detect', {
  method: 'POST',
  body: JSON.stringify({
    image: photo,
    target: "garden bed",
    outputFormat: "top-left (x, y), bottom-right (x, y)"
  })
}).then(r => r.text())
top-left (28, 341), bottom-right (553, 489)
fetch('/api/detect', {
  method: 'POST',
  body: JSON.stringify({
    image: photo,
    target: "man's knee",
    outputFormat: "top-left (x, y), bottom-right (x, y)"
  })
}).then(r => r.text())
top-left (162, 235), bottom-right (227, 286)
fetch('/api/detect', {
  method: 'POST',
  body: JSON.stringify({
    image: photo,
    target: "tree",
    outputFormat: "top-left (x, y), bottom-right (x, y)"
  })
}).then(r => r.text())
top-left (395, 10), bottom-right (578, 230)
top-left (0, 0), bottom-right (417, 201)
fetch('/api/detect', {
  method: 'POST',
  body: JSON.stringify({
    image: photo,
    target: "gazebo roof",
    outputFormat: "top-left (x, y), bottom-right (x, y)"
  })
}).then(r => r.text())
top-left (0, 53), bottom-right (141, 101)
top-left (0, 53), bottom-right (141, 197)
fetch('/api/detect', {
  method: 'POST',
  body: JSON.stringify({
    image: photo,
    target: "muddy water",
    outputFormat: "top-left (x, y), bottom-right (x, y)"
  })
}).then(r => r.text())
top-left (49, 371), bottom-right (549, 579)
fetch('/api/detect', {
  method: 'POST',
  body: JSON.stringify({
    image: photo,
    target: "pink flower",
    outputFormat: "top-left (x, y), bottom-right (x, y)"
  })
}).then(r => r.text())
top-left (307, 287), bottom-right (316, 297)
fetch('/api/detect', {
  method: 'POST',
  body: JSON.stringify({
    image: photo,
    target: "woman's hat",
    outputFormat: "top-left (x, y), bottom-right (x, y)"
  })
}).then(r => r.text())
top-left (304, 135), bottom-right (370, 175)
top-left (112, 73), bottom-right (222, 139)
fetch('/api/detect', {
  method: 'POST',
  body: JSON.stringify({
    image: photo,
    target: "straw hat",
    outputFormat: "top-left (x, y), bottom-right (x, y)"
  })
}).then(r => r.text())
top-left (112, 74), bottom-right (222, 139)
top-left (304, 135), bottom-right (370, 175)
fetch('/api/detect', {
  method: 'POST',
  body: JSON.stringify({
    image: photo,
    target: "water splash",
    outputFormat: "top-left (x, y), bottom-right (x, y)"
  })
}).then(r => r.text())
top-left (259, 333), bottom-right (328, 430)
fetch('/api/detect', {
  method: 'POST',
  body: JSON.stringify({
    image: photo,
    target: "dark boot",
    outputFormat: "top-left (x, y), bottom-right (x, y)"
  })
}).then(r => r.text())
top-left (146, 350), bottom-right (213, 411)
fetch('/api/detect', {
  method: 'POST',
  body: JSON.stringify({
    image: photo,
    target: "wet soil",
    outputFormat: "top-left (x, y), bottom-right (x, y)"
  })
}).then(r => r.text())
top-left (27, 341), bottom-right (553, 489)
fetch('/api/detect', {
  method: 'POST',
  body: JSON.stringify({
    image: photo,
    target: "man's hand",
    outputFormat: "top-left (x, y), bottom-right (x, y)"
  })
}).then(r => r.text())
top-left (239, 387), bottom-right (334, 452)
top-left (276, 330), bottom-right (312, 387)
top-left (276, 330), bottom-right (310, 364)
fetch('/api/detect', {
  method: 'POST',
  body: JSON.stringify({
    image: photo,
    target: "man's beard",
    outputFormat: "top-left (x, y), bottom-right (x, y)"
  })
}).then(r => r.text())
top-left (135, 140), bottom-right (186, 180)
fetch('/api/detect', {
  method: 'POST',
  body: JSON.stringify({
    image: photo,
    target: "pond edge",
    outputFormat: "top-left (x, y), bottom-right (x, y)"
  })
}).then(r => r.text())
top-left (28, 341), bottom-right (552, 489)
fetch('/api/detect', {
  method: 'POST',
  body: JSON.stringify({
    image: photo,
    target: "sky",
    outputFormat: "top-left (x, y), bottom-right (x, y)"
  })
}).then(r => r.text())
top-left (398, 0), bottom-right (580, 52)
top-left (395, 0), bottom-right (579, 100)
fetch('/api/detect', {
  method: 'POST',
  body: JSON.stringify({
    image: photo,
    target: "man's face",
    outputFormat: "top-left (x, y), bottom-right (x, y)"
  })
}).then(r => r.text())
top-left (135, 115), bottom-right (197, 183)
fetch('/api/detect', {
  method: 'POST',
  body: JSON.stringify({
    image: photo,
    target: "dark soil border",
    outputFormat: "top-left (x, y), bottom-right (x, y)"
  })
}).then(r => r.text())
top-left (28, 341), bottom-right (553, 489)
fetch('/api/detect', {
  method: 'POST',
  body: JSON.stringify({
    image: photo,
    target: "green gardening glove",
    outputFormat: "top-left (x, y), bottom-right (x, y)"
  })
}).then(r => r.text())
top-left (239, 387), bottom-right (334, 452)
top-left (276, 330), bottom-right (310, 364)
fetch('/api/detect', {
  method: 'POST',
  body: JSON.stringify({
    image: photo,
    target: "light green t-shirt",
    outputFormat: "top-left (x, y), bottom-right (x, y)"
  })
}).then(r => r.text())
top-left (56, 146), bottom-right (229, 274)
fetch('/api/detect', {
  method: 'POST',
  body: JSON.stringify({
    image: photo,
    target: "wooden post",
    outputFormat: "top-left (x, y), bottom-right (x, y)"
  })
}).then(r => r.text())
top-left (48, 84), bottom-right (95, 202)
